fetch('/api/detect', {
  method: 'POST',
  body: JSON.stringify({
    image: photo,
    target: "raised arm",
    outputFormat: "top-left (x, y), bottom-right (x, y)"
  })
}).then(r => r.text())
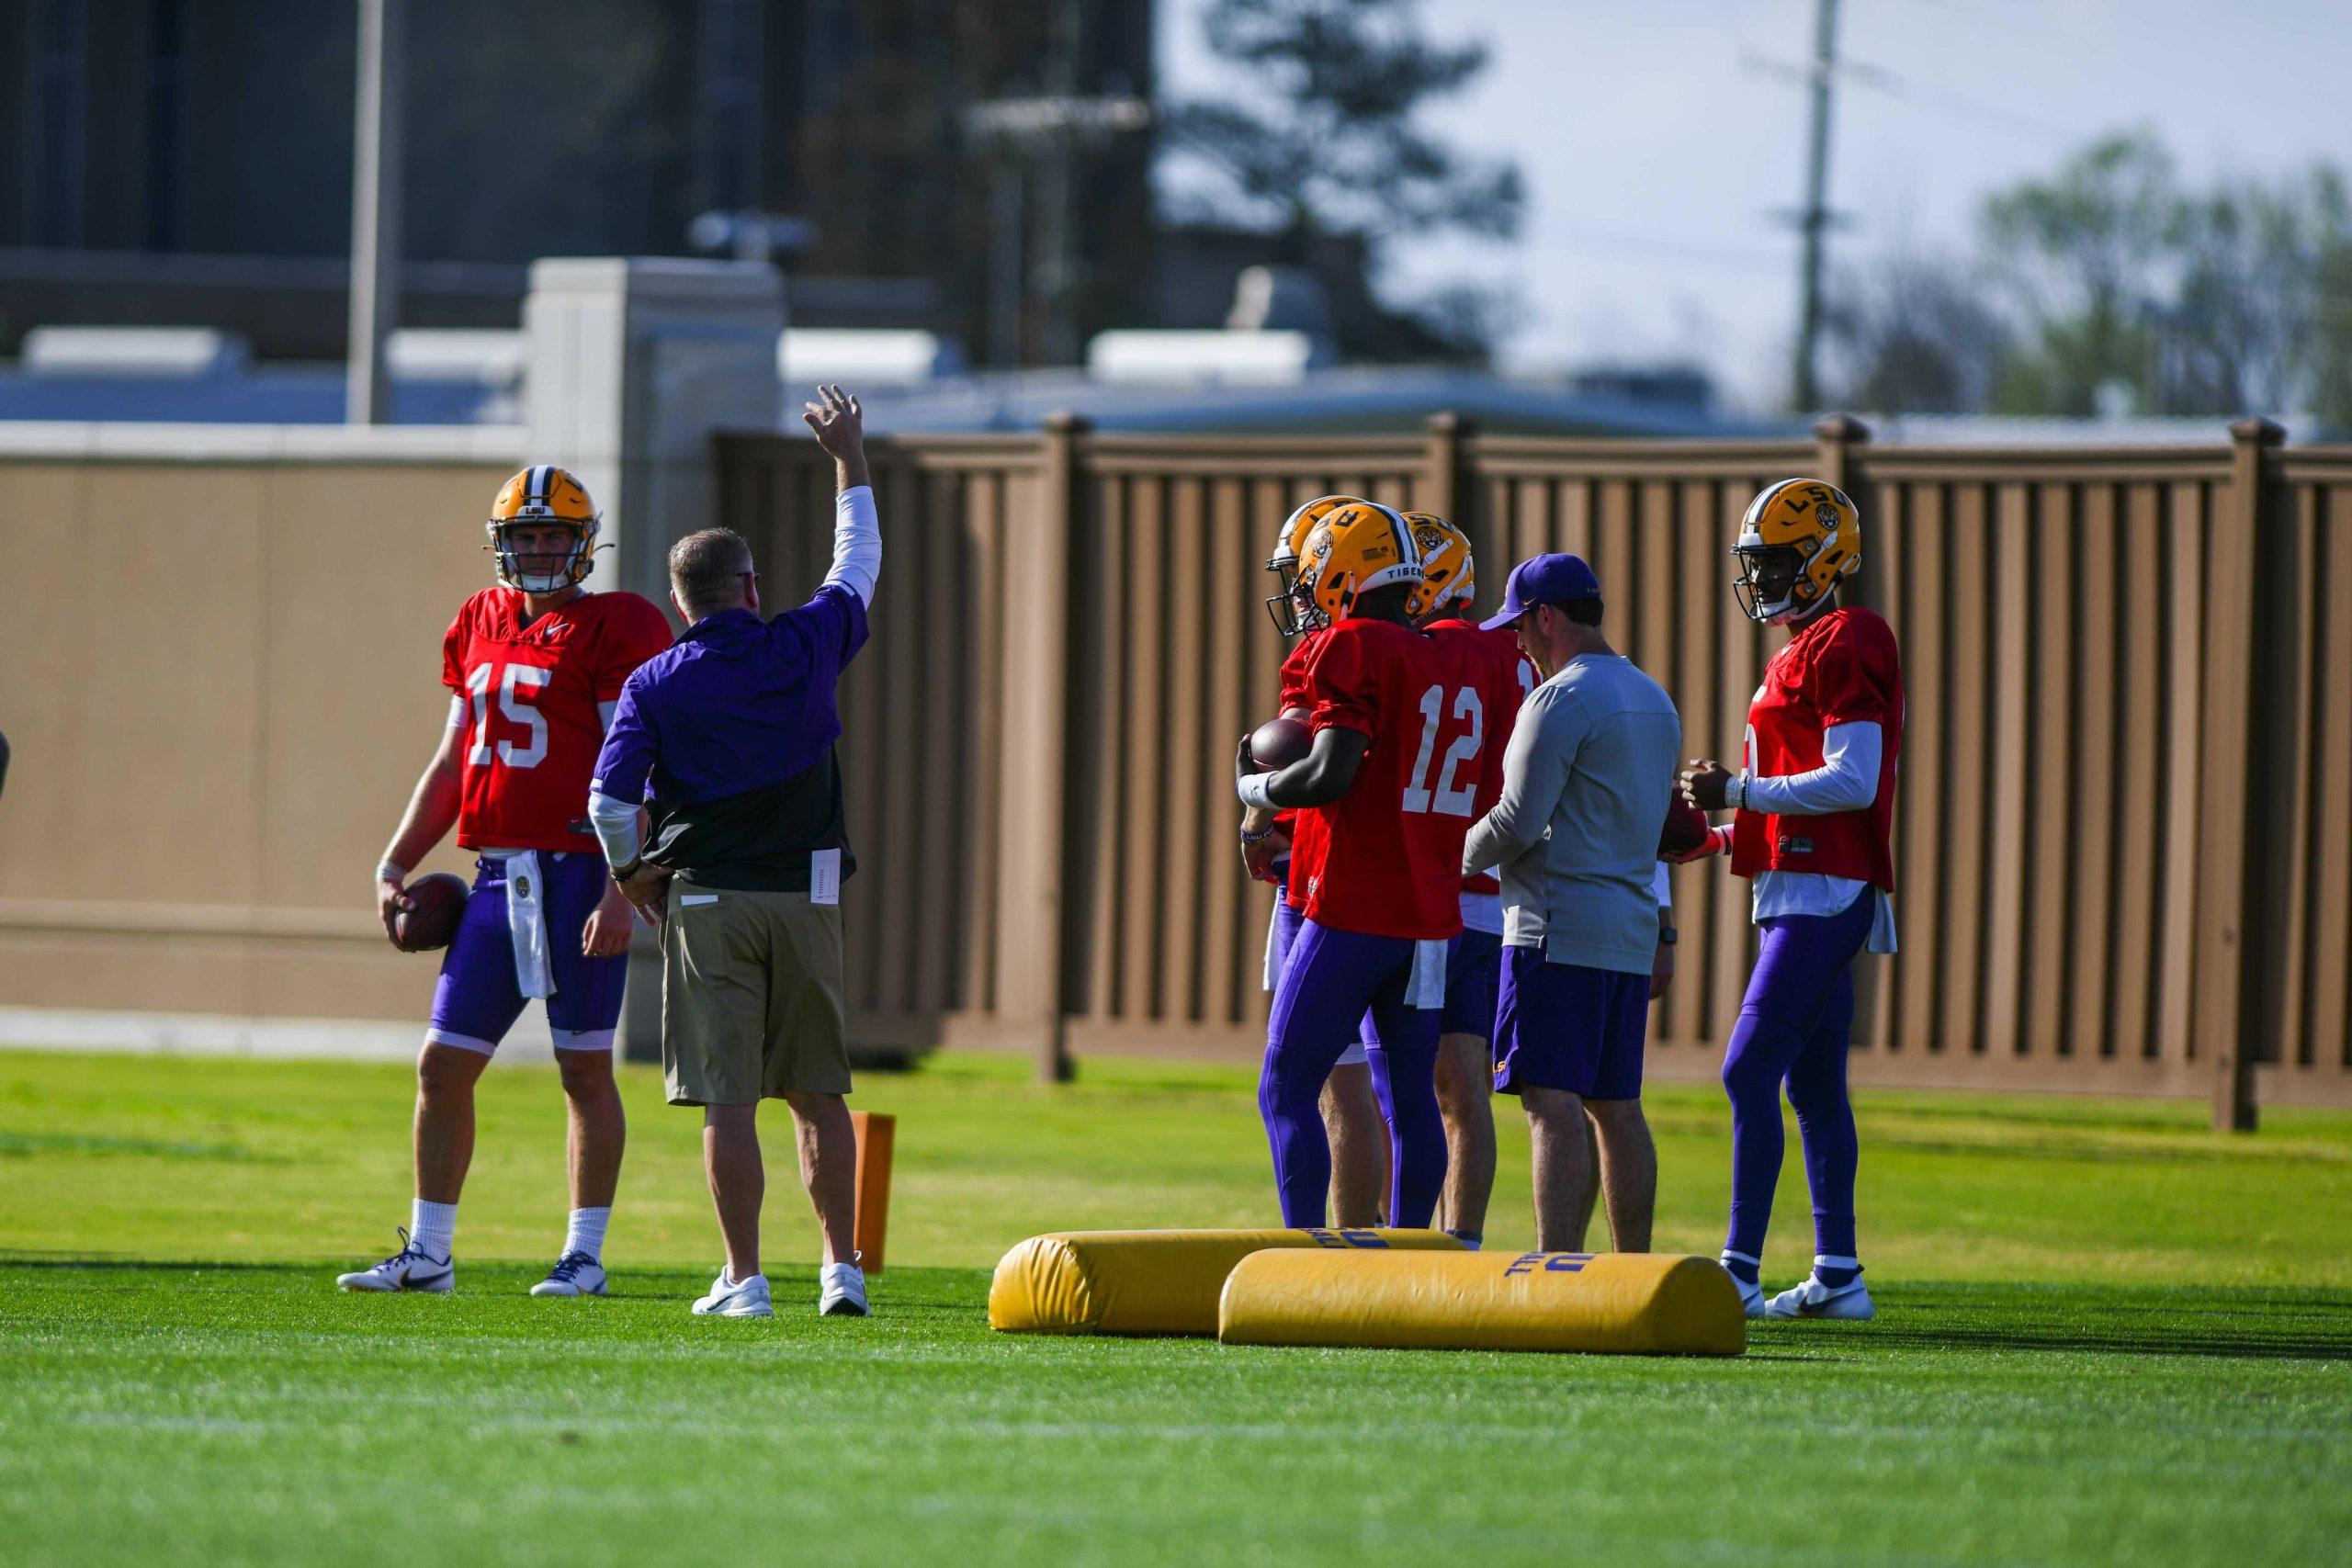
top-left (804, 384), bottom-right (879, 606)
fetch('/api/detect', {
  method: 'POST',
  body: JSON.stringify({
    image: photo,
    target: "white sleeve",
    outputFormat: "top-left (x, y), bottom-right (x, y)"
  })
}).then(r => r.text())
top-left (1652, 861), bottom-right (1673, 908)
top-left (822, 484), bottom-right (881, 606)
top-left (587, 788), bottom-right (642, 868)
top-left (1743, 721), bottom-right (1881, 817)
top-left (447, 694), bottom-right (469, 728)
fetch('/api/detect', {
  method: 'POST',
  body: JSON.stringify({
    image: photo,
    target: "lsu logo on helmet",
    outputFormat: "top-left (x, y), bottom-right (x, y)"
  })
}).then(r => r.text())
top-left (1292, 502), bottom-right (1423, 628)
top-left (1732, 478), bottom-right (1860, 624)
top-left (487, 465), bottom-right (604, 592)
top-left (1403, 513), bottom-right (1474, 621)
top-left (1264, 493), bottom-right (1368, 636)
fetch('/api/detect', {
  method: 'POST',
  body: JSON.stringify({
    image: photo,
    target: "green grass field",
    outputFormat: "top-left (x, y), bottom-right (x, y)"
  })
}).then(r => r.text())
top-left (4, 1048), bottom-right (2348, 1567)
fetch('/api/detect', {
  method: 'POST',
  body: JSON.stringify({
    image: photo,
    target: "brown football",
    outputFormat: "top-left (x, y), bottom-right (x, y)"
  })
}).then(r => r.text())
top-left (1659, 793), bottom-right (1713, 857)
top-left (1249, 716), bottom-right (1314, 770)
top-left (393, 873), bottom-right (469, 953)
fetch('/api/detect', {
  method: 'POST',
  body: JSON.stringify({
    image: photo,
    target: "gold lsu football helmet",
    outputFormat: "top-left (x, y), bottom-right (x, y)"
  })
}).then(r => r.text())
top-left (1733, 478), bottom-right (1860, 624)
top-left (1293, 502), bottom-right (1424, 628)
top-left (487, 465), bottom-right (603, 592)
top-left (1264, 493), bottom-right (1367, 636)
top-left (1402, 513), bottom-right (1474, 622)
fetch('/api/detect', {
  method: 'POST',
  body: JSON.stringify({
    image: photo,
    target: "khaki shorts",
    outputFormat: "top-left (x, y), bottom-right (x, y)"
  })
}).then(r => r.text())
top-left (659, 885), bottom-right (852, 1105)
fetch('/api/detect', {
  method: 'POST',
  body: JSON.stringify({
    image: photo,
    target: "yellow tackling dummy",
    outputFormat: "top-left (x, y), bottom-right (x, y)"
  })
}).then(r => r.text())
top-left (989, 1228), bottom-right (1464, 1337)
top-left (1217, 1248), bottom-right (1747, 1356)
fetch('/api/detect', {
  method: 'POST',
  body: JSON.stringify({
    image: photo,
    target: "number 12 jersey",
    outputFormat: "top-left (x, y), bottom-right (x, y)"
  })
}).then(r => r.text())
top-left (1285, 615), bottom-right (1521, 940)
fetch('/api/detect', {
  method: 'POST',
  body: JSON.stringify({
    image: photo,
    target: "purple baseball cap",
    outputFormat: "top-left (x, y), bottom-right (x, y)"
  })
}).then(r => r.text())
top-left (1481, 552), bottom-right (1603, 631)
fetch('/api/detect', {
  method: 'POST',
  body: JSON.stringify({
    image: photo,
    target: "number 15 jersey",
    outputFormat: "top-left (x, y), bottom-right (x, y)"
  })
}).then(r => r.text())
top-left (1286, 615), bottom-right (1518, 941)
top-left (441, 587), bottom-right (673, 853)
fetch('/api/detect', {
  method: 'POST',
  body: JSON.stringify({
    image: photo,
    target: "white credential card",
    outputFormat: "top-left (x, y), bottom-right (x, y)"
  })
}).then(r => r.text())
top-left (810, 848), bottom-right (841, 907)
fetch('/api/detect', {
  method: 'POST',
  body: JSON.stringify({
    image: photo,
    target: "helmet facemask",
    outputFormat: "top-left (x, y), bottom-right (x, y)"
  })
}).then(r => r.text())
top-left (1731, 539), bottom-right (1813, 625)
top-left (489, 517), bottom-right (598, 593)
top-left (1263, 550), bottom-right (1329, 637)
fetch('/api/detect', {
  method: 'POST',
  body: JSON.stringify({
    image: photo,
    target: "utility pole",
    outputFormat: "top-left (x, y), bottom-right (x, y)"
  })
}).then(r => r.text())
top-left (966, 0), bottom-right (1149, 375)
top-left (1791, 0), bottom-right (1839, 412)
top-left (345, 0), bottom-right (404, 425)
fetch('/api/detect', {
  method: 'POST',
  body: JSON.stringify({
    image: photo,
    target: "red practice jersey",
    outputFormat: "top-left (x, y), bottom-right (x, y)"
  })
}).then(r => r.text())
top-left (1425, 618), bottom-right (1536, 897)
top-left (1270, 626), bottom-right (1337, 832)
top-left (1287, 615), bottom-right (1510, 940)
top-left (1730, 606), bottom-right (1904, 889)
top-left (441, 588), bottom-right (673, 852)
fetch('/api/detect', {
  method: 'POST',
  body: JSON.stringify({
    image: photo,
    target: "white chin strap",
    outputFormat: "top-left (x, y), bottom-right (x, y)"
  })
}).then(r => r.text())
top-left (514, 570), bottom-right (571, 593)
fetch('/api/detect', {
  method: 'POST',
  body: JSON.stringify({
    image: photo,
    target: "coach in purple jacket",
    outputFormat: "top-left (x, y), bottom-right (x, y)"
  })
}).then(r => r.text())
top-left (588, 386), bottom-right (879, 1322)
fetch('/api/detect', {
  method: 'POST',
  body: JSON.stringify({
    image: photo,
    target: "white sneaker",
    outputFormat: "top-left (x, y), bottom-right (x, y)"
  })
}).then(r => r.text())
top-left (529, 1252), bottom-right (607, 1297)
top-left (1720, 1255), bottom-right (1766, 1317)
top-left (1765, 1273), bottom-right (1875, 1320)
top-left (336, 1228), bottom-right (454, 1293)
top-left (692, 1268), bottom-right (774, 1317)
top-left (819, 1261), bottom-right (869, 1317)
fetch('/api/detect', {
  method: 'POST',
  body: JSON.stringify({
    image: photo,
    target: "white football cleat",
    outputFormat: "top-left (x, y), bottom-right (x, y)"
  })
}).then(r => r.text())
top-left (692, 1268), bottom-right (774, 1318)
top-left (819, 1261), bottom-right (869, 1317)
top-left (1765, 1273), bottom-right (1875, 1320)
top-left (529, 1252), bottom-right (607, 1297)
top-left (336, 1228), bottom-right (454, 1293)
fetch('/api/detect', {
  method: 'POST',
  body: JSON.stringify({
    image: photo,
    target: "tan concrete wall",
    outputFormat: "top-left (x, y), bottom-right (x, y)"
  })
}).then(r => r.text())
top-left (0, 446), bottom-right (521, 1022)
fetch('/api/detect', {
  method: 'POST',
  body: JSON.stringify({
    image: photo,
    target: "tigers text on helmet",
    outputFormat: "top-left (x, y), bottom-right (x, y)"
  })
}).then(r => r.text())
top-left (1402, 513), bottom-right (1474, 621)
top-left (487, 465), bottom-right (604, 593)
top-left (1732, 478), bottom-right (1860, 625)
top-left (1294, 502), bottom-right (1423, 627)
top-left (1264, 493), bottom-right (1367, 636)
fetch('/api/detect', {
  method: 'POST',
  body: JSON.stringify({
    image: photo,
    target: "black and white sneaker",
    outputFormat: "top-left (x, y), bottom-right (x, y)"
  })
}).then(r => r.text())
top-left (530, 1251), bottom-right (608, 1297)
top-left (335, 1228), bottom-right (454, 1293)
top-left (819, 1261), bottom-right (869, 1317)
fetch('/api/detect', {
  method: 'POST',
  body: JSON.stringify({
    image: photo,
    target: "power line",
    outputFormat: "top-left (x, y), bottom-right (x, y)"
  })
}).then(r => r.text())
top-left (1736, 48), bottom-right (2081, 143)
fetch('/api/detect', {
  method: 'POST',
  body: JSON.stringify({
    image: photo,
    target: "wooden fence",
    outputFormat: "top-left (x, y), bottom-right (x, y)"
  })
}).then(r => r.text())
top-left (0, 439), bottom-right (515, 1026)
top-left (718, 416), bottom-right (2352, 1124)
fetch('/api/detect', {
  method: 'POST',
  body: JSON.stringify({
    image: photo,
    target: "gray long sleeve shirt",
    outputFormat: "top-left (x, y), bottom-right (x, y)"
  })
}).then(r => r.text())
top-left (1462, 652), bottom-right (1680, 975)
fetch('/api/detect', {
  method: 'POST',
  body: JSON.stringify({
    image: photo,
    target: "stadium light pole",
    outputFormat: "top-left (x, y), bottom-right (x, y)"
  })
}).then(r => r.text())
top-left (345, 0), bottom-right (405, 426)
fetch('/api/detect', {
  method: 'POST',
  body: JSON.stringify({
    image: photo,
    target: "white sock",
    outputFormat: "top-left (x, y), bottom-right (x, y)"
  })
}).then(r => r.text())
top-left (411, 1199), bottom-right (457, 1260)
top-left (563, 1207), bottom-right (611, 1262)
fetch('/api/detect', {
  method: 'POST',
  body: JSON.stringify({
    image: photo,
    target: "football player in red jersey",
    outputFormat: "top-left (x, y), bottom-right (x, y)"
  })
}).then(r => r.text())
top-left (1399, 513), bottom-right (1532, 1248)
top-left (1248, 494), bottom-right (1391, 1227)
top-left (1680, 478), bottom-right (1903, 1321)
top-left (1236, 502), bottom-right (1503, 1229)
top-left (337, 466), bottom-right (673, 1298)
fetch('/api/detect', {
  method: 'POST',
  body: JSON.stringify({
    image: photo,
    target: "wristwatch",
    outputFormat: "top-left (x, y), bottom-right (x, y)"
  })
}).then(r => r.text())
top-left (1658, 927), bottom-right (1679, 946)
top-left (610, 855), bottom-right (643, 885)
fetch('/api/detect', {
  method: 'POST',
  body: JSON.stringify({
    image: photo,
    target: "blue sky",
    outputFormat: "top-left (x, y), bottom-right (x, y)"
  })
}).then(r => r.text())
top-left (1157, 1), bottom-right (2352, 409)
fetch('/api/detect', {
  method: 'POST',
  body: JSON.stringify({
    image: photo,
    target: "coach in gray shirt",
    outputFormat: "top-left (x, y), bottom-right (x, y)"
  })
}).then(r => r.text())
top-left (1464, 553), bottom-right (1680, 1253)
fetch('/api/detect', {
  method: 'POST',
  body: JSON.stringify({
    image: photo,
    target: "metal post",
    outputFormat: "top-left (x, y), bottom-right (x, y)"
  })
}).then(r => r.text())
top-left (2204, 417), bottom-right (2284, 1132)
top-left (346, 0), bottom-right (404, 426)
top-left (1423, 412), bottom-right (1465, 521)
top-left (1030, 412), bottom-right (1088, 1081)
top-left (1791, 0), bottom-right (1839, 411)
